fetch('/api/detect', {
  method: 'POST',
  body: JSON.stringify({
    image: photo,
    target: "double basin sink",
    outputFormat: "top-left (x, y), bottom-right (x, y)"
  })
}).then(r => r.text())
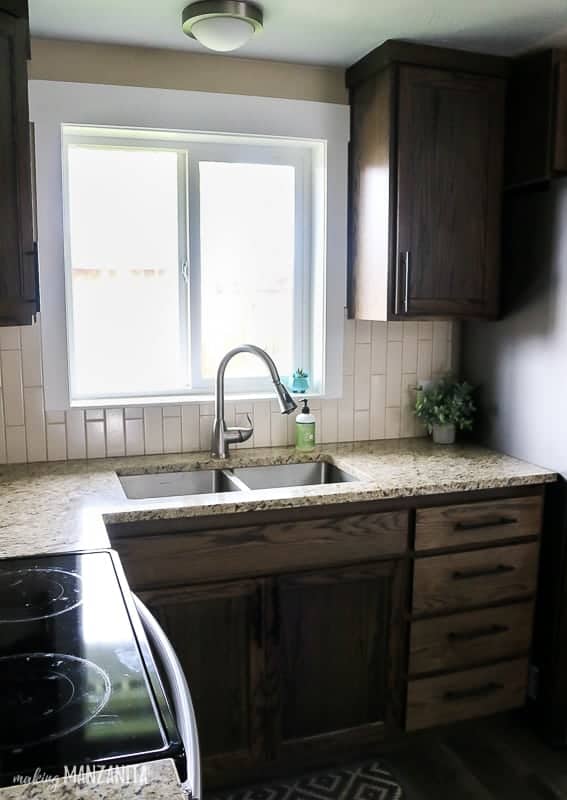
top-left (118, 461), bottom-right (357, 500)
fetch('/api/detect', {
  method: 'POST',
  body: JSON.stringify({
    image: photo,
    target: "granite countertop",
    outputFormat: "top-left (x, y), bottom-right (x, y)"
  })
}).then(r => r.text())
top-left (0, 760), bottom-right (185, 799)
top-left (0, 438), bottom-right (556, 561)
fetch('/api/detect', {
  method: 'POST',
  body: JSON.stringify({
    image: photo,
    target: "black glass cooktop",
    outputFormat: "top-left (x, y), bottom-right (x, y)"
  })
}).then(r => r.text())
top-left (0, 551), bottom-right (183, 787)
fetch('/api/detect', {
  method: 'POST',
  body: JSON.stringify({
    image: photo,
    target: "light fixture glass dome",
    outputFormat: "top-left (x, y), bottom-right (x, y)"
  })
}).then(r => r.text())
top-left (182, 1), bottom-right (263, 53)
top-left (191, 16), bottom-right (255, 52)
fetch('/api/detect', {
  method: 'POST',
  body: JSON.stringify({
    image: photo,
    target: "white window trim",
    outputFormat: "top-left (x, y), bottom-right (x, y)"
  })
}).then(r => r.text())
top-left (29, 80), bottom-right (349, 410)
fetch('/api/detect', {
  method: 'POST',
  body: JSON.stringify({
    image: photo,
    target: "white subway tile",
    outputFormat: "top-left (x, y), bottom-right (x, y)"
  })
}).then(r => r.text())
top-left (6, 426), bottom-right (27, 463)
top-left (354, 409), bottom-right (370, 441)
top-left (337, 373), bottom-right (354, 442)
top-left (370, 375), bottom-right (386, 439)
top-left (163, 405), bottom-right (181, 418)
top-left (355, 319), bottom-right (371, 344)
top-left (66, 409), bottom-right (86, 460)
top-left (199, 415), bottom-right (213, 451)
top-left (253, 402), bottom-right (271, 448)
top-left (23, 387), bottom-right (46, 462)
top-left (46, 423), bottom-right (67, 461)
top-left (417, 339), bottom-right (433, 384)
top-left (321, 399), bottom-right (338, 444)
top-left (125, 419), bottom-right (145, 456)
top-left (0, 396), bottom-right (6, 464)
top-left (124, 407), bottom-right (143, 420)
top-left (85, 408), bottom-right (104, 422)
top-left (371, 322), bottom-right (387, 374)
top-left (270, 413), bottom-right (287, 446)
top-left (46, 410), bottom-right (65, 424)
top-left (105, 409), bottom-right (125, 457)
top-left (402, 323), bottom-right (418, 374)
top-left (144, 407), bottom-right (163, 454)
top-left (0, 328), bottom-right (20, 350)
top-left (387, 321), bottom-right (403, 341)
top-left (86, 420), bottom-right (105, 459)
top-left (432, 322), bottom-right (450, 376)
top-left (385, 340), bottom-right (402, 407)
top-left (385, 407), bottom-right (401, 439)
top-left (199, 402), bottom-right (214, 417)
top-left (343, 319), bottom-right (355, 376)
top-left (181, 405), bottom-right (200, 452)
top-left (163, 415), bottom-right (182, 454)
top-left (418, 321), bottom-right (433, 340)
top-left (20, 318), bottom-right (43, 387)
top-left (354, 342), bottom-right (371, 411)
top-left (450, 322), bottom-right (461, 372)
top-left (1, 350), bottom-right (24, 427)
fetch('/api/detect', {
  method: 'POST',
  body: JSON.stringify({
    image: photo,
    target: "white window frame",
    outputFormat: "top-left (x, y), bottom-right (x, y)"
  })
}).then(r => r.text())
top-left (29, 80), bottom-right (349, 410)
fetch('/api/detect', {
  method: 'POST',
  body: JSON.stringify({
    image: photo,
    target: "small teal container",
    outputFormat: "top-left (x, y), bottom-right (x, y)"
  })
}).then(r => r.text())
top-left (291, 370), bottom-right (310, 394)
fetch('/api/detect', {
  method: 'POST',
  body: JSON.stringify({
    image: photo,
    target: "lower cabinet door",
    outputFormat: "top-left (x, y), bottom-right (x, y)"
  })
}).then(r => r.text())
top-left (138, 579), bottom-right (265, 776)
top-left (275, 560), bottom-right (407, 753)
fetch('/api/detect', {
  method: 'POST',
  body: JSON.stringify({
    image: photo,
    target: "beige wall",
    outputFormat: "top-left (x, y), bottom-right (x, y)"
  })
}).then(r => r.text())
top-left (29, 38), bottom-right (347, 104)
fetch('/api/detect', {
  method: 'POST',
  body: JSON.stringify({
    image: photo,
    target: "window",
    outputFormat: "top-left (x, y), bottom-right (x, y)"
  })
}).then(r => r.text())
top-left (62, 126), bottom-right (322, 403)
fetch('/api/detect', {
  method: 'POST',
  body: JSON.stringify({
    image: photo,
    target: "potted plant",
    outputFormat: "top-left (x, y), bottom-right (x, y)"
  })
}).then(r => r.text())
top-left (414, 377), bottom-right (476, 444)
top-left (291, 368), bottom-right (310, 394)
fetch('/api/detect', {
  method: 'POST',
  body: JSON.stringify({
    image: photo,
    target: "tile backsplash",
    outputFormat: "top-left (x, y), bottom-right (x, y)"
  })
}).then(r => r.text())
top-left (0, 317), bottom-right (458, 464)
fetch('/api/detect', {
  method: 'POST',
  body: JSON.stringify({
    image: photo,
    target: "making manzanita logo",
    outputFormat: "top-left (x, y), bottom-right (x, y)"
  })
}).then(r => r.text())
top-left (12, 765), bottom-right (149, 786)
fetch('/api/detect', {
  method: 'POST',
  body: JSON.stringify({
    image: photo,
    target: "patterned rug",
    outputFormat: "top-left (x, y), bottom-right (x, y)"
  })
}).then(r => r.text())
top-left (208, 760), bottom-right (404, 800)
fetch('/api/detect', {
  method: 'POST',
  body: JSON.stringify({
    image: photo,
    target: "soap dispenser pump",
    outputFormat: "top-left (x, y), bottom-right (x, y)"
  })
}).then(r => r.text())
top-left (295, 399), bottom-right (316, 452)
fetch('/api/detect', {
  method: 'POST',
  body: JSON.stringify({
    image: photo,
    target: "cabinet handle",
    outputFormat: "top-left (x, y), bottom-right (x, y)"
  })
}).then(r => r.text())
top-left (444, 682), bottom-right (503, 702)
top-left (452, 564), bottom-right (515, 581)
top-left (447, 624), bottom-right (509, 642)
top-left (403, 251), bottom-right (410, 313)
top-left (454, 517), bottom-right (517, 532)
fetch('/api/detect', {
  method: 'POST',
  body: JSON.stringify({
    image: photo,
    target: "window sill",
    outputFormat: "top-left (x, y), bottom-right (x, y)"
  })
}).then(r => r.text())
top-left (69, 390), bottom-right (324, 410)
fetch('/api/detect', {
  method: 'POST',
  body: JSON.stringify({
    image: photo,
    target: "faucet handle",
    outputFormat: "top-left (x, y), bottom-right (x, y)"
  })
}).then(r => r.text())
top-left (225, 414), bottom-right (253, 445)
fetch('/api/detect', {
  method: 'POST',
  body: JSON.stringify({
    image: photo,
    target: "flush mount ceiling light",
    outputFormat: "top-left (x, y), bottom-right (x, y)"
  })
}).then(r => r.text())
top-left (182, 1), bottom-right (263, 52)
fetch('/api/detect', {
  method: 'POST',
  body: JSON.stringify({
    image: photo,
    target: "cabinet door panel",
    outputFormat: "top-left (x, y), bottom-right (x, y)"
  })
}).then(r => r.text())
top-left (277, 561), bottom-right (406, 748)
top-left (396, 66), bottom-right (504, 318)
top-left (139, 580), bottom-right (263, 763)
top-left (0, 10), bottom-right (36, 324)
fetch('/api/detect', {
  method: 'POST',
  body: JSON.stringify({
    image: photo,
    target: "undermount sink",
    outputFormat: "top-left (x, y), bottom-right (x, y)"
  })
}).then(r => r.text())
top-left (118, 469), bottom-right (245, 500)
top-left (118, 461), bottom-right (358, 500)
top-left (231, 461), bottom-right (357, 490)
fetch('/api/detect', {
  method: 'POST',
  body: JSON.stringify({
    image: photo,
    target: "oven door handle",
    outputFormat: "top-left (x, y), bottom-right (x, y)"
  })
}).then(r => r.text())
top-left (133, 594), bottom-right (201, 800)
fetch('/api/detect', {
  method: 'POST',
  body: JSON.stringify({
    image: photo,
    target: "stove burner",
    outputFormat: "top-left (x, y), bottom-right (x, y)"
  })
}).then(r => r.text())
top-left (0, 568), bottom-right (82, 623)
top-left (0, 653), bottom-right (112, 750)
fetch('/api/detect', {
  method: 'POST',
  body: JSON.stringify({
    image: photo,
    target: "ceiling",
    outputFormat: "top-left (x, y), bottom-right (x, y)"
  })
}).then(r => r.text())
top-left (29, 0), bottom-right (567, 66)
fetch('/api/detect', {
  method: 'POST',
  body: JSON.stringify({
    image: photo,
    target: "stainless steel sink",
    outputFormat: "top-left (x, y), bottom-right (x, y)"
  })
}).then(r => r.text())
top-left (231, 461), bottom-right (357, 490)
top-left (118, 469), bottom-right (245, 500)
top-left (118, 461), bottom-right (358, 500)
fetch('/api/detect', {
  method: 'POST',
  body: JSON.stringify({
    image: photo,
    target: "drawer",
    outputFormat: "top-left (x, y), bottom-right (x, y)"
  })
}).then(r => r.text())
top-left (406, 658), bottom-right (529, 731)
top-left (412, 541), bottom-right (539, 615)
top-left (409, 602), bottom-right (534, 675)
top-left (114, 511), bottom-right (409, 589)
top-left (415, 494), bottom-right (543, 551)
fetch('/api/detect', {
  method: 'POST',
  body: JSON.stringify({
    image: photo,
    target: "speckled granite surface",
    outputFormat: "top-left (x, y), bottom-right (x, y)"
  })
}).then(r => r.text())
top-left (0, 438), bottom-right (556, 560)
top-left (0, 760), bottom-right (184, 799)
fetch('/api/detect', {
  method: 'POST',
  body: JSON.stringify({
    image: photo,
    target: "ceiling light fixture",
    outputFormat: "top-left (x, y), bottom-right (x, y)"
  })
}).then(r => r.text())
top-left (182, 1), bottom-right (263, 53)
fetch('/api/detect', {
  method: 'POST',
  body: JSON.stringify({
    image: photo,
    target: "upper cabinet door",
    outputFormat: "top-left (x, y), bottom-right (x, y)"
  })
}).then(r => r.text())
top-left (0, 9), bottom-right (37, 326)
top-left (396, 66), bottom-right (505, 318)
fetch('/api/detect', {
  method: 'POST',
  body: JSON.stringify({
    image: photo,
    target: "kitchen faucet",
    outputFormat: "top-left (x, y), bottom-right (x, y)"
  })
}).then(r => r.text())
top-left (211, 345), bottom-right (298, 459)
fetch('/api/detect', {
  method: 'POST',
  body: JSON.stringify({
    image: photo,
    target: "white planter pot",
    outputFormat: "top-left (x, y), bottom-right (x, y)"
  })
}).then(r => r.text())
top-left (432, 422), bottom-right (456, 445)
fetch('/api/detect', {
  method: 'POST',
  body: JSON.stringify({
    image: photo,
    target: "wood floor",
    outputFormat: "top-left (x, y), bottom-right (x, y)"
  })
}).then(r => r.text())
top-left (385, 712), bottom-right (567, 800)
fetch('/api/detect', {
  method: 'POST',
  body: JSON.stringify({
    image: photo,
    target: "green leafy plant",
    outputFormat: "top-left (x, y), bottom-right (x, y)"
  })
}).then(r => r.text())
top-left (414, 377), bottom-right (476, 433)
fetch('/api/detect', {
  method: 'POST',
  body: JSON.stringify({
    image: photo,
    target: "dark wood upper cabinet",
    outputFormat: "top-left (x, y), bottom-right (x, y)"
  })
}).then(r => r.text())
top-left (347, 41), bottom-right (506, 321)
top-left (505, 50), bottom-right (567, 188)
top-left (0, 2), bottom-right (38, 326)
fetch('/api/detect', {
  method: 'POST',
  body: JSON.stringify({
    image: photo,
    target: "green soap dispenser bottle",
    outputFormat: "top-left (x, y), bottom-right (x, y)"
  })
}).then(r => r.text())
top-left (295, 399), bottom-right (316, 452)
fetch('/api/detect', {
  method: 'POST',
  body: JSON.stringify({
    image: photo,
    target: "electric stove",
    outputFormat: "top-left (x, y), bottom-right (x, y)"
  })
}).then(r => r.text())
top-left (0, 550), bottom-right (184, 787)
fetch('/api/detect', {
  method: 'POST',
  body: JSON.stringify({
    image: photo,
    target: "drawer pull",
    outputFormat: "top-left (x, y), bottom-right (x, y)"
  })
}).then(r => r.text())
top-left (454, 517), bottom-right (517, 532)
top-left (444, 682), bottom-right (503, 702)
top-left (452, 564), bottom-right (515, 581)
top-left (447, 624), bottom-right (509, 642)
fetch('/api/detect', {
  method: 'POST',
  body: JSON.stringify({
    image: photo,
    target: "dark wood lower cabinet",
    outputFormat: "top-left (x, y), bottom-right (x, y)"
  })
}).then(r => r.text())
top-left (276, 561), bottom-right (406, 751)
top-left (139, 579), bottom-right (265, 772)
